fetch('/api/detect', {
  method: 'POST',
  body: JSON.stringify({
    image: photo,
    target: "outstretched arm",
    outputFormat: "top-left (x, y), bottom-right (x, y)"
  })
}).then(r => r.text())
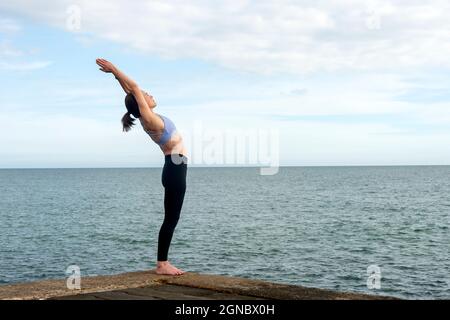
top-left (96, 58), bottom-right (154, 122)
top-left (115, 74), bottom-right (132, 94)
top-left (96, 58), bottom-right (134, 93)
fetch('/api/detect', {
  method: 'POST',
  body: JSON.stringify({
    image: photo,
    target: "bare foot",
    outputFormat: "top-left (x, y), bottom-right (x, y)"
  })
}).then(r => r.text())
top-left (155, 261), bottom-right (185, 276)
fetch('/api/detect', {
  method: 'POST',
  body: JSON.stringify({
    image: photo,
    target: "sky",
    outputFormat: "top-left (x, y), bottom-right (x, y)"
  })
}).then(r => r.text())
top-left (1, 0), bottom-right (450, 168)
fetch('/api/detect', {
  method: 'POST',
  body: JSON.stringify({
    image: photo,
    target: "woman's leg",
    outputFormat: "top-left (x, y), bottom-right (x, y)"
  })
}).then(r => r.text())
top-left (157, 184), bottom-right (186, 261)
top-left (156, 154), bottom-right (187, 275)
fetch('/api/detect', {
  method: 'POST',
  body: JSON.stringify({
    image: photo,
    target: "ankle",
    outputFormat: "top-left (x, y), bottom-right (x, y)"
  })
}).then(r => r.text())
top-left (157, 260), bottom-right (169, 267)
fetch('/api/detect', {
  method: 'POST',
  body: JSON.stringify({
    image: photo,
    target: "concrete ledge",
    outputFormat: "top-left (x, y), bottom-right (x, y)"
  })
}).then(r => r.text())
top-left (0, 270), bottom-right (398, 300)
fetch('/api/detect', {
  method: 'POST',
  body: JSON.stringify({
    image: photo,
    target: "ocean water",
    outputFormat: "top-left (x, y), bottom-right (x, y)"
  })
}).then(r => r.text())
top-left (0, 166), bottom-right (449, 299)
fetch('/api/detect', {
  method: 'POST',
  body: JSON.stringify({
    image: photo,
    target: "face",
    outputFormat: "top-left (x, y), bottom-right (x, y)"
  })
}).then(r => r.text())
top-left (142, 90), bottom-right (157, 108)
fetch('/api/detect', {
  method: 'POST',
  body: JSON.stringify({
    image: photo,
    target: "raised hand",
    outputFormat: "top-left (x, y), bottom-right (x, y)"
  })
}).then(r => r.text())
top-left (96, 58), bottom-right (116, 73)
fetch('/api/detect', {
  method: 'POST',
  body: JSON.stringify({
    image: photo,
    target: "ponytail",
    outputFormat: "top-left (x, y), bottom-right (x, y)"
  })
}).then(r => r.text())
top-left (121, 111), bottom-right (136, 132)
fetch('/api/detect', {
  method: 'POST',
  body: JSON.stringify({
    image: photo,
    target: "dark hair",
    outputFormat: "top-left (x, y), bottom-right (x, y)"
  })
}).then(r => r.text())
top-left (121, 112), bottom-right (135, 132)
top-left (122, 93), bottom-right (141, 132)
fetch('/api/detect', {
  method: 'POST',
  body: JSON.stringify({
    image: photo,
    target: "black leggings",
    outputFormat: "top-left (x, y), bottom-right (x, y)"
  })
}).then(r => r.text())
top-left (158, 154), bottom-right (188, 261)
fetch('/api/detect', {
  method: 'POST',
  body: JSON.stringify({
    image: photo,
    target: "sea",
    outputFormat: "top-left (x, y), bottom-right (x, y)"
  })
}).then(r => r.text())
top-left (0, 166), bottom-right (449, 299)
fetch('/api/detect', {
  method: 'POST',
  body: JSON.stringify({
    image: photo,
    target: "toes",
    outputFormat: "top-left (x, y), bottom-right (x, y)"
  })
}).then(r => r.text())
top-left (155, 265), bottom-right (185, 276)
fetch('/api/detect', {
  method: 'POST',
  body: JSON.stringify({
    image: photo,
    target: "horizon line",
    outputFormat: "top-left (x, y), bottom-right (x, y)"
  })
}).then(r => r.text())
top-left (0, 164), bottom-right (449, 170)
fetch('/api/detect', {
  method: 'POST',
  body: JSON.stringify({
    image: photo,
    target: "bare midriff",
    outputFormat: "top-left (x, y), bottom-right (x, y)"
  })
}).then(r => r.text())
top-left (160, 131), bottom-right (188, 157)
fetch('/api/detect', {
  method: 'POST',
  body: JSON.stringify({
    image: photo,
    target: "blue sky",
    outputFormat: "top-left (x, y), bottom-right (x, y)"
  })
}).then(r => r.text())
top-left (1, 1), bottom-right (450, 168)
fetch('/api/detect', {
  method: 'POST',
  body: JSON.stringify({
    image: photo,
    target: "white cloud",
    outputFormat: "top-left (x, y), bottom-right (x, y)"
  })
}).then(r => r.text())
top-left (2, 0), bottom-right (450, 74)
top-left (0, 41), bottom-right (24, 57)
top-left (2, 106), bottom-right (448, 168)
top-left (163, 72), bottom-right (414, 119)
top-left (0, 60), bottom-right (52, 71)
top-left (0, 19), bottom-right (52, 72)
top-left (0, 111), bottom-right (161, 167)
top-left (0, 17), bottom-right (21, 33)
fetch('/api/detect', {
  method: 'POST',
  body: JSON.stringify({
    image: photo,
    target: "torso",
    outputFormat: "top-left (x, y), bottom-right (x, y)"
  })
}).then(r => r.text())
top-left (160, 131), bottom-right (188, 156)
top-left (138, 116), bottom-right (188, 157)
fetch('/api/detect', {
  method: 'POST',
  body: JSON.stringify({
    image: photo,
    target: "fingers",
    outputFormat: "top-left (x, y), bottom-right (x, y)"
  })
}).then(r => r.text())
top-left (95, 58), bottom-right (109, 66)
top-left (96, 58), bottom-right (113, 73)
top-left (97, 61), bottom-right (109, 70)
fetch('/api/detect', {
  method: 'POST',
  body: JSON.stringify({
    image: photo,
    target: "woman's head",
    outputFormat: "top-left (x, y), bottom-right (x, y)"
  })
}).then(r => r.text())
top-left (121, 91), bottom-right (157, 132)
top-left (142, 90), bottom-right (157, 109)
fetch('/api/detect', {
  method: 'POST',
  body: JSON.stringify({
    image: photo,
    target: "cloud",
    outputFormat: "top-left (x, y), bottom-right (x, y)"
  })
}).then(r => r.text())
top-left (0, 111), bottom-right (161, 167)
top-left (0, 60), bottom-right (52, 71)
top-left (0, 42), bottom-right (52, 71)
top-left (0, 17), bottom-right (21, 33)
top-left (0, 41), bottom-right (24, 57)
top-left (0, 19), bottom-right (52, 72)
top-left (2, 0), bottom-right (450, 74)
top-left (287, 88), bottom-right (308, 96)
top-left (168, 72), bottom-right (413, 117)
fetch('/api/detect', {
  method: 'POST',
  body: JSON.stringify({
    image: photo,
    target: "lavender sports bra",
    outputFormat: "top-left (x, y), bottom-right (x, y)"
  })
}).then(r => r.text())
top-left (142, 113), bottom-right (177, 146)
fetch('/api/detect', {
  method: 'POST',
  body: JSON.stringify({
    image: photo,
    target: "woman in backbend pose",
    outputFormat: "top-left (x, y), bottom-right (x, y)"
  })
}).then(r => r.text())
top-left (96, 58), bottom-right (188, 276)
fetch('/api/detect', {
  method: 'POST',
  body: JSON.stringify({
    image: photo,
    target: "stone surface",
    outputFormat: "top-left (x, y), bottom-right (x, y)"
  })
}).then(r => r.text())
top-left (0, 270), bottom-right (398, 300)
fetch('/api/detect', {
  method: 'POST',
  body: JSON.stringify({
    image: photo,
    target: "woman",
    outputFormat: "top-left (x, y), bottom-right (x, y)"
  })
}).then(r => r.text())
top-left (96, 58), bottom-right (188, 276)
